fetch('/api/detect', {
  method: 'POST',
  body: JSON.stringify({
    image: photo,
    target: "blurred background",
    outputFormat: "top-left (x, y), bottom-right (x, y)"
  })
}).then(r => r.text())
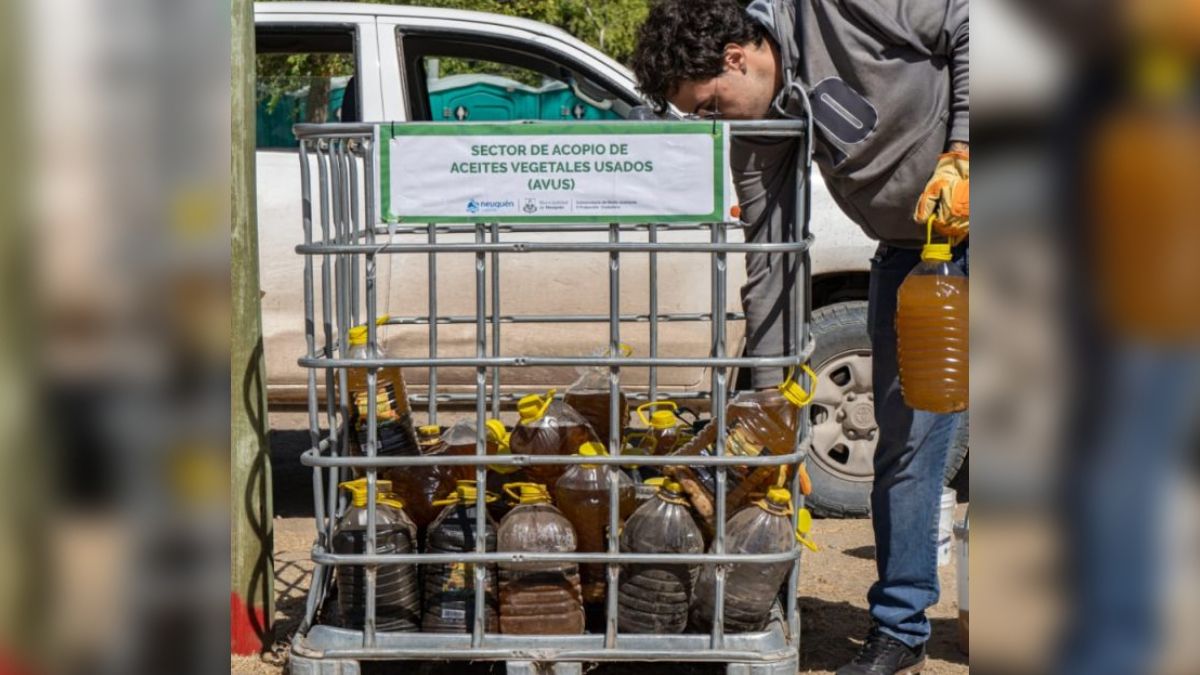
top-left (0, 0), bottom-right (1195, 673)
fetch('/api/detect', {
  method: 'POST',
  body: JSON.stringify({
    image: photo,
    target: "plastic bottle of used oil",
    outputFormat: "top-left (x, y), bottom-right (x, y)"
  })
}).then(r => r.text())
top-left (421, 481), bottom-right (499, 633)
top-left (666, 369), bottom-right (813, 529)
top-left (496, 483), bottom-right (585, 634)
top-left (345, 317), bottom-right (447, 533)
top-left (690, 486), bottom-right (796, 633)
top-left (552, 442), bottom-right (637, 606)
top-left (416, 424), bottom-right (442, 453)
top-left (633, 401), bottom-right (692, 456)
top-left (564, 344), bottom-right (633, 450)
top-left (481, 419), bottom-right (522, 521)
top-left (617, 478), bottom-right (704, 633)
top-left (896, 238), bottom-right (969, 413)
top-left (332, 479), bottom-right (421, 632)
top-left (438, 418), bottom-right (512, 484)
top-left (345, 316), bottom-right (417, 446)
top-left (509, 389), bottom-right (598, 487)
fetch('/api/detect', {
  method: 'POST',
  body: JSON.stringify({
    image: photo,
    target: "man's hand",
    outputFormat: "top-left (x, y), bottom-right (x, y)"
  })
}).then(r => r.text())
top-left (914, 144), bottom-right (970, 240)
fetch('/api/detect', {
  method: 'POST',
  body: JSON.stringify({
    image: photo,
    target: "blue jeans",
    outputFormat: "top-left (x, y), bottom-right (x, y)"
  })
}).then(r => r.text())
top-left (866, 243), bottom-right (968, 647)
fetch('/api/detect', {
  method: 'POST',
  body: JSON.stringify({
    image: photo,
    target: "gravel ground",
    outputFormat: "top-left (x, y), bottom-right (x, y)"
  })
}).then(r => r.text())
top-left (233, 420), bottom-right (968, 674)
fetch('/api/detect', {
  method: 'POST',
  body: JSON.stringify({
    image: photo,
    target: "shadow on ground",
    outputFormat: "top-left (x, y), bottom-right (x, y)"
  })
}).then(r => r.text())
top-left (799, 597), bottom-right (966, 672)
top-left (272, 429), bottom-right (320, 517)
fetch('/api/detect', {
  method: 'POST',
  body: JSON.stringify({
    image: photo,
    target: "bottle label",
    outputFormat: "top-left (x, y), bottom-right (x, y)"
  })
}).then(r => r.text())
top-left (443, 562), bottom-right (468, 592)
top-left (441, 608), bottom-right (466, 620)
top-left (355, 383), bottom-right (398, 422)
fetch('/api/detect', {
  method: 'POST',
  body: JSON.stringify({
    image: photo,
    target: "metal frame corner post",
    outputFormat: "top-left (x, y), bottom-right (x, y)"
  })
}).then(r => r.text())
top-left (231, 0), bottom-right (273, 654)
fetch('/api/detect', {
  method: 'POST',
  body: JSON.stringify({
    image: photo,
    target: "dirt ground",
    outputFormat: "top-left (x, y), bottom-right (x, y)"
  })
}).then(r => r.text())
top-left (234, 419), bottom-right (969, 674)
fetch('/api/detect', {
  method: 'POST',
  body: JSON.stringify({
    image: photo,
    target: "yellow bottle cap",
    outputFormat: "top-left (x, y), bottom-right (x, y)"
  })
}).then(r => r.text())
top-left (418, 424), bottom-right (441, 436)
top-left (577, 441), bottom-right (608, 468)
top-left (347, 315), bottom-right (391, 346)
top-left (517, 389), bottom-right (556, 423)
top-left (921, 243), bottom-right (953, 263)
top-left (765, 486), bottom-right (792, 507)
top-left (484, 419), bottom-right (519, 474)
top-left (578, 442), bottom-right (606, 457)
top-left (649, 410), bottom-right (677, 429)
top-left (661, 478), bottom-right (683, 494)
top-left (433, 480), bottom-right (500, 506)
top-left (643, 477), bottom-right (666, 487)
top-left (503, 482), bottom-right (551, 505)
top-left (338, 478), bottom-right (394, 508)
top-left (485, 419), bottom-right (509, 448)
top-left (778, 364), bottom-right (817, 407)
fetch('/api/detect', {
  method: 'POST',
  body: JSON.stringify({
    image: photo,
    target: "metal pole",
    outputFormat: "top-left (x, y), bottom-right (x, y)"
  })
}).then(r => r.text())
top-left (606, 223), bottom-right (621, 647)
top-left (231, 0), bottom-right (273, 651)
top-left (710, 214), bottom-right (729, 649)
top-left (648, 223), bottom-right (658, 402)
top-left (490, 221), bottom-right (502, 418)
top-left (473, 223), bottom-right (488, 646)
top-left (363, 169), bottom-right (380, 647)
top-left (427, 223), bottom-right (438, 423)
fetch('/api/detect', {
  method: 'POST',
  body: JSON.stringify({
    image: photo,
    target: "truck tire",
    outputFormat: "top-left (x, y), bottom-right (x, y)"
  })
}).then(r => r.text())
top-left (805, 301), bottom-right (968, 518)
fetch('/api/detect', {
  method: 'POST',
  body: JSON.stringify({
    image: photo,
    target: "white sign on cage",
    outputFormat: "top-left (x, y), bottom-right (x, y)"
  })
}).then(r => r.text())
top-left (377, 121), bottom-right (731, 224)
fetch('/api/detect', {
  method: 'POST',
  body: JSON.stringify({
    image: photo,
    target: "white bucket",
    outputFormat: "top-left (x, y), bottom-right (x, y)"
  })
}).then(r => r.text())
top-left (937, 487), bottom-right (957, 566)
top-left (955, 513), bottom-right (969, 654)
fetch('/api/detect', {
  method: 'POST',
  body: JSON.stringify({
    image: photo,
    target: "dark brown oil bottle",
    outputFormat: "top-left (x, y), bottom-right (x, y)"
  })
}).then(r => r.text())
top-left (617, 479), bottom-right (704, 633)
top-left (508, 390), bottom-right (598, 487)
top-left (332, 479), bottom-right (421, 632)
top-left (496, 483), bottom-right (584, 634)
top-left (422, 481), bottom-right (499, 633)
top-left (553, 442), bottom-right (637, 606)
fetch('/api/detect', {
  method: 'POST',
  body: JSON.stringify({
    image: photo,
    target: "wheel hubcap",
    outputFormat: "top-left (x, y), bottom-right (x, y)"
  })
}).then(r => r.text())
top-left (809, 350), bottom-right (877, 482)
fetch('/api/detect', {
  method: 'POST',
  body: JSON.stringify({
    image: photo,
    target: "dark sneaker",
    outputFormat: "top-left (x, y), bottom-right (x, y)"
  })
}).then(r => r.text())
top-left (835, 627), bottom-right (927, 675)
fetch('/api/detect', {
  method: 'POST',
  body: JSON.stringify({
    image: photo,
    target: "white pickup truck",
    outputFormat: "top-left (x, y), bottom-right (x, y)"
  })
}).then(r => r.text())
top-left (253, 2), bottom-right (965, 516)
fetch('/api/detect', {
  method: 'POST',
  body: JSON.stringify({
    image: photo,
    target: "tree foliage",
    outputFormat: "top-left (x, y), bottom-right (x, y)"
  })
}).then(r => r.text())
top-left (358, 0), bottom-right (651, 66)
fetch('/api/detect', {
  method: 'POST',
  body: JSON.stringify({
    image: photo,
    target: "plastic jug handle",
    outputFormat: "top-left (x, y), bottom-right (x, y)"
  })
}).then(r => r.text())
top-left (795, 507), bottom-right (820, 552)
top-left (779, 363), bottom-right (817, 407)
top-left (502, 482), bottom-right (547, 504)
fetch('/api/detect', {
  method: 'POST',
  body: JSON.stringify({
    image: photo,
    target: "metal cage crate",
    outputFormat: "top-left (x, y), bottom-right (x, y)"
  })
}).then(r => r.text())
top-left (289, 119), bottom-right (815, 675)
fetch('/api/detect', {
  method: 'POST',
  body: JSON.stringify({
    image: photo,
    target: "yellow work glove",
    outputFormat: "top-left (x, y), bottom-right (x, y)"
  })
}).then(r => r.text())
top-left (914, 150), bottom-right (970, 240)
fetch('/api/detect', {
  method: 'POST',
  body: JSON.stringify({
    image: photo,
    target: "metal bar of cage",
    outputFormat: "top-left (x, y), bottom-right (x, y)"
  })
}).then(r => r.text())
top-left (291, 119), bottom-right (812, 669)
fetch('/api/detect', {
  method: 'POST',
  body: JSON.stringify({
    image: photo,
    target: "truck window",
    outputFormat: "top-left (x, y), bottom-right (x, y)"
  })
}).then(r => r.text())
top-left (400, 34), bottom-right (636, 123)
top-left (255, 26), bottom-right (358, 149)
top-left (421, 56), bottom-right (620, 122)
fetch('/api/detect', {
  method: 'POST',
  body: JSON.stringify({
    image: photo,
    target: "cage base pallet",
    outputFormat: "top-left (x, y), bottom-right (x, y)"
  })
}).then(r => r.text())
top-left (291, 607), bottom-right (798, 675)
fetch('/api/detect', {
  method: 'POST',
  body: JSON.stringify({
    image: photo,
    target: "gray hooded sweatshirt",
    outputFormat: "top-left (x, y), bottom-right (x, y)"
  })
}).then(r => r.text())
top-left (733, 0), bottom-right (968, 386)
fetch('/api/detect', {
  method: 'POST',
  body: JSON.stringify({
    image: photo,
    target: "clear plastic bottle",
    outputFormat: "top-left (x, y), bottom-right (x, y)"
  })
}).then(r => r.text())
top-left (345, 317), bottom-right (417, 444)
top-left (633, 401), bottom-right (692, 456)
top-left (666, 371), bottom-right (812, 530)
top-left (345, 318), bottom-right (447, 532)
top-left (509, 389), bottom-right (598, 487)
top-left (690, 486), bottom-right (796, 633)
top-left (422, 481), bottom-right (499, 633)
top-left (564, 344), bottom-right (633, 449)
top-left (496, 483), bottom-right (585, 634)
top-left (617, 478), bottom-right (704, 633)
top-left (896, 242), bottom-right (969, 413)
top-left (553, 442), bottom-right (637, 606)
top-left (332, 479), bottom-right (421, 632)
top-left (439, 418), bottom-right (506, 483)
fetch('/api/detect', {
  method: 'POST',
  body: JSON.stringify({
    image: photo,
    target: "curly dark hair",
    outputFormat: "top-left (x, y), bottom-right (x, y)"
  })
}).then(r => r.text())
top-left (631, 0), bottom-right (767, 113)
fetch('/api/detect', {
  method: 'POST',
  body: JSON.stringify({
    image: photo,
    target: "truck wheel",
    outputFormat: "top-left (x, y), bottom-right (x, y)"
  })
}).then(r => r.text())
top-left (805, 301), bottom-right (968, 518)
